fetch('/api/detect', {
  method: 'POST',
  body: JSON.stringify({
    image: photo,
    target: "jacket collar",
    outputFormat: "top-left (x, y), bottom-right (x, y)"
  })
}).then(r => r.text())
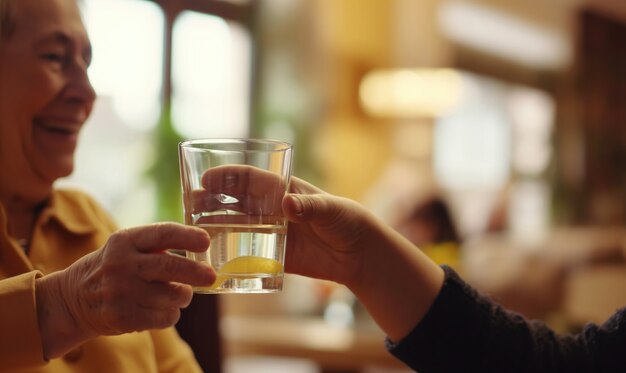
top-left (36, 189), bottom-right (99, 235)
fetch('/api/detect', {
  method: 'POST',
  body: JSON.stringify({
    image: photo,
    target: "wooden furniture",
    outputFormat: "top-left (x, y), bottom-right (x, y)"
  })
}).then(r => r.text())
top-left (462, 227), bottom-right (626, 328)
top-left (563, 264), bottom-right (626, 326)
top-left (221, 315), bottom-right (409, 373)
top-left (176, 295), bottom-right (223, 373)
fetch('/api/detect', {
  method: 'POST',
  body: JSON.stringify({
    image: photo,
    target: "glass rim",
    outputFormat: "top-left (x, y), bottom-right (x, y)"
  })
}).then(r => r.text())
top-left (179, 138), bottom-right (292, 151)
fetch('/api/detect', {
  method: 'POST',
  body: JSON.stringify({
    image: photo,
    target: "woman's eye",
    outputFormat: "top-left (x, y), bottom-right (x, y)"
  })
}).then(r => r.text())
top-left (41, 53), bottom-right (65, 63)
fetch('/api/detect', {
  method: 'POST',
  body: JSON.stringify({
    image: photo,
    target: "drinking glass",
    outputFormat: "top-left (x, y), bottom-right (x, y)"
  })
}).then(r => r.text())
top-left (178, 138), bottom-right (293, 293)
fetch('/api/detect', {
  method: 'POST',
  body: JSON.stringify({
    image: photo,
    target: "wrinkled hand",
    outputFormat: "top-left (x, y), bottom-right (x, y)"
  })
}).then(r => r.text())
top-left (66, 223), bottom-right (214, 334)
top-left (37, 223), bottom-right (214, 358)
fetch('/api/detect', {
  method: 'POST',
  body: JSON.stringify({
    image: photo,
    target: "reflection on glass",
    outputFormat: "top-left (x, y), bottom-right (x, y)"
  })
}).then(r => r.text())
top-left (172, 11), bottom-right (252, 139)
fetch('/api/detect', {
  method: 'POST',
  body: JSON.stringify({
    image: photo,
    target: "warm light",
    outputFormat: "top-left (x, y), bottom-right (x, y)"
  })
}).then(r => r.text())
top-left (438, 0), bottom-right (570, 70)
top-left (507, 87), bottom-right (555, 175)
top-left (359, 68), bottom-right (463, 118)
top-left (83, 0), bottom-right (164, 130)
top-left (172, 11), bottom-right (251, 139)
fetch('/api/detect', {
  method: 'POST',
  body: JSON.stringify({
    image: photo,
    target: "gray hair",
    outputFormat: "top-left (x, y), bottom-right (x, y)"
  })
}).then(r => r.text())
top-left (1, 0), bottom-right (85, 47)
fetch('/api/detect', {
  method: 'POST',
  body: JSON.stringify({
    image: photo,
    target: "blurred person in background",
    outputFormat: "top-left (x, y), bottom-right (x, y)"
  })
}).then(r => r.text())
top-left (394, 196), bottom-right (459, 248)
top-left (394, 196), bottom-right (461, 269)
top-left (0, 0), bottom-right (214, 371)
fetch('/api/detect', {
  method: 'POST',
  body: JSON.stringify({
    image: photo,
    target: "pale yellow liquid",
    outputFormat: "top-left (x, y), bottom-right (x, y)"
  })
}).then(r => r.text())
top-left (188, 223), bottom-right (287, 293)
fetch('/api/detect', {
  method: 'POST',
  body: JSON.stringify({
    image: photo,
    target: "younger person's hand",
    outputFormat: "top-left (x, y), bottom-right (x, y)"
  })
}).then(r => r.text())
top-left (197, 165), bottom-right (378, 287)
top-left (282, 177), bottom-right (382, 287)
top-left (282, 177), bottom-right (445, 342)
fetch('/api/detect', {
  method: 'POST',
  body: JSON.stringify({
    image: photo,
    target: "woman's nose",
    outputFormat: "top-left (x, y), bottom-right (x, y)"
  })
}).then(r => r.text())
top-left (63, 63), bottom-right (97, 106)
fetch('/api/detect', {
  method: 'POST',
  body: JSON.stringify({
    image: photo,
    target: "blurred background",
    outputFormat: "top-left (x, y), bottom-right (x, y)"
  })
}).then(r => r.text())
top-left (58, 0), bottom-right (626, 372)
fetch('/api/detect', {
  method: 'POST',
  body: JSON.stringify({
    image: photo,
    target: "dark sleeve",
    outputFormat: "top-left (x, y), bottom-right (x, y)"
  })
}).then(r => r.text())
top-left (385, 266), bottom-right (626, 373)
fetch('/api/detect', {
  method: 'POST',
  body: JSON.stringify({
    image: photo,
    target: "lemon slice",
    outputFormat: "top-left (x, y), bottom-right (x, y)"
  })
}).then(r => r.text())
top-left (203, 256), bottom-right (283, 290)
top-left (220, 255), bottom-right (283, 275)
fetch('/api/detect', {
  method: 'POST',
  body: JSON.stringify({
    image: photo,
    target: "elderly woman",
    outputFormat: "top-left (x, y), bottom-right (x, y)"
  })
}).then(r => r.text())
top-left (0, 0), bottom-right (214, 371)
top-left (5, 1), bottom-right (626, 373)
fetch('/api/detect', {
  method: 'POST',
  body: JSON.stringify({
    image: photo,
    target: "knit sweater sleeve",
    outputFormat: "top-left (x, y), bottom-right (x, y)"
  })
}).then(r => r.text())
top-left (386, 266), bottom-right (626, 373)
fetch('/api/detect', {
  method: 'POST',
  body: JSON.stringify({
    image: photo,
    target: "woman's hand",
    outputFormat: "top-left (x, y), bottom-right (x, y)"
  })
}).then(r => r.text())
top-left (36, 222), bottom-right (215, 359)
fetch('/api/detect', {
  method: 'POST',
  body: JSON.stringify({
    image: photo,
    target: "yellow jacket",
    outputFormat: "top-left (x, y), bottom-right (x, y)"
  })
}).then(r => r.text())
top-left (0, 189), bottom-right (202, 372)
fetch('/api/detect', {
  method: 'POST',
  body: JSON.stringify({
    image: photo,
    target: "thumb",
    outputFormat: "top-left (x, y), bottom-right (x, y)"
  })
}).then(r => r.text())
top-left (283, 193), bottom-right (363, 229)
top-left (283, 193), bottom-right (333, 223)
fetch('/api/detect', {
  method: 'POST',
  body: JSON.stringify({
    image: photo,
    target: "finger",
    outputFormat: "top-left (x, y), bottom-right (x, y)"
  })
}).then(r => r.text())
top-left (200, 165), bottom-right (287, 198)
top-left (288, 176), bottom-right (325, 194)
top-left (142, 307), bottom-right (182, 330)
top-left (113, 305), bottom-right (182, 332)
top-left (283, 194), bottom-right (368, 237)
top-left (136, 281), bottom-right (194, 310)
top-left (124, 223), bottom-right (210, 253)
top-left (137, 252), bottom-right (216, 286)
top-left (283, 194), bottom-right (339, 224)
top-left (191, 165), bottom-right (288, 223)
top-left (81, 275), bottom-right (196, 334)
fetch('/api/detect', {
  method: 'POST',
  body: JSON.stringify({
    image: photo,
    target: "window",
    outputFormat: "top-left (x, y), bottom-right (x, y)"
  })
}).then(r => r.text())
top-left (59, 0), bottom-right (254, 226)
top-left (172, 11), bottom-right (251, 139)
top-left (433, 72), bottom-right (554, 239)
top-left (59, 0), bottom-right (165, 227)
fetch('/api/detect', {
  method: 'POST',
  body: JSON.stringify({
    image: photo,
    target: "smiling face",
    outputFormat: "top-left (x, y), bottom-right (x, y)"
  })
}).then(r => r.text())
top-left (0, 0), bottom-right (95, 205)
